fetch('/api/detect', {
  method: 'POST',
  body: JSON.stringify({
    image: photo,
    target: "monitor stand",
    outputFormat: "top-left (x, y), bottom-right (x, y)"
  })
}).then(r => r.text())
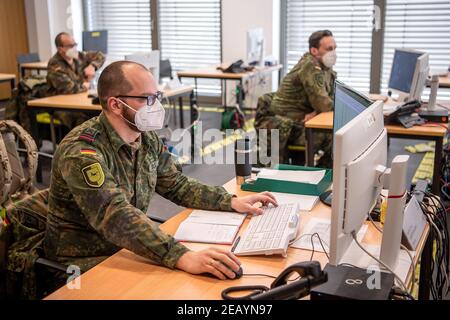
top-left (319, 190), bottom-right (333, 207)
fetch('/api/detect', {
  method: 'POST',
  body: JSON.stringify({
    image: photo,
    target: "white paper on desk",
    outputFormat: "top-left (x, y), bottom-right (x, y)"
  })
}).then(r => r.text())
top-left (291, 218), bottom-right (368, 253)
top-left (271, 192), bottom-right (319, 211)
top-left (258, 168), bottom-right (326, 185)
top-left (174, 222), bottom-right (240, 244)
top-left (187, 210), bottom-right (246, 226)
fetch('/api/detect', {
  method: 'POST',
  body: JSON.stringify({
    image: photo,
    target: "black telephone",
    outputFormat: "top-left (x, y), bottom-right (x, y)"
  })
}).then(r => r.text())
top-left (218, 60), bottom-right (254, 74)
top-left (384, 99), bottom-right (424, 128)
top-left (221, 261), bottom-right (328, 300)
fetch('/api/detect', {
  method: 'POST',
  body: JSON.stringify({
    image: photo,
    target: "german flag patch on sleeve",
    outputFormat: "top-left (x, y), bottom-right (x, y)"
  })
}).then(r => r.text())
top-left (80, 148), bottom-right (97, 155)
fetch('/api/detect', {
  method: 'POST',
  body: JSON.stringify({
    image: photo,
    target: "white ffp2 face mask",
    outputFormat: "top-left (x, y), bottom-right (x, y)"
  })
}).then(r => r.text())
top-left (321, 50), bottom-right (337, 68)
top-left (119, 98), bottom-right (166, 132)
top-left (66, 47), bottom-right (79, 60)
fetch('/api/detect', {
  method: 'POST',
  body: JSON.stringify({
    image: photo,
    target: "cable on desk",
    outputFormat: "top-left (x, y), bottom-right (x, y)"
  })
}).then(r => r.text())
top-left (367, 212), bottom-right (416, 295)
top-left (350, 231), bottom-right (412, 298)
top-left (242, 273), bottom-right (277, 279)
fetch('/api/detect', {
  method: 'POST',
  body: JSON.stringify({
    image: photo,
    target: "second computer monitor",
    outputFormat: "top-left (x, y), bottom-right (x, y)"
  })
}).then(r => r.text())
top-left (388, 48), bottom-right (428, 102)
top-left (83, 30), bottom-right (108, 54)
top-left (329, 83), bottom-right (387, 266)
top-left (247, 28), bottom-right (264, 66)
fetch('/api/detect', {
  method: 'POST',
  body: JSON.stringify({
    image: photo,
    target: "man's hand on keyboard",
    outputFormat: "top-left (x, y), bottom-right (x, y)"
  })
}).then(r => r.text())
top-left (231, 192), bottom-right (278, 215)
top-left (175, 248), bottom-right (241, 280)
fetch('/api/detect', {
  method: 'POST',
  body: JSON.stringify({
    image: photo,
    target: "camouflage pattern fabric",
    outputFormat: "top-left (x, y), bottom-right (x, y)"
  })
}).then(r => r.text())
top-left (0, 189), bottom-right (63, 300)
top-left (44, 112), bottom-right (235, 273)
top-left (255, 52), bottom-right (336, 166)
top-left (46, 51), bottom-right (105, 129)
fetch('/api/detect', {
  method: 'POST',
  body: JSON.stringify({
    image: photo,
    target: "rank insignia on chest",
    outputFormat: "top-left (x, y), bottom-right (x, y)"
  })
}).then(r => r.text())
top-left (79, 128), bottom-right (99, 144)
top-left (82, 163), bottom-right (105, 188)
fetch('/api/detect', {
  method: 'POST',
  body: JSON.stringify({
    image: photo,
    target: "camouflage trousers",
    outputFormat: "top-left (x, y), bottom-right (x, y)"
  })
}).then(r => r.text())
top-left (255, 115), bottom-right (332, 168)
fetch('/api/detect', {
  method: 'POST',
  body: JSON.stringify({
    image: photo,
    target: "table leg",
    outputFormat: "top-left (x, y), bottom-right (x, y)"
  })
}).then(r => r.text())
top-left (306, 127), bottom-right (315, 167)
top-left (223, 80), bottom-right (227, 109)
top-left (190, 91), bottom-right (196, 160)
top-left (432, 137), bottom-right (443, 195)
top-left (10, 78), bottom-right (15, 91)
top-left (237, 79), bottom-right (244, 111)
top-left (179, 96), bottom-right (184, 128)
top-left (418, 235), bottom-right (432, 300)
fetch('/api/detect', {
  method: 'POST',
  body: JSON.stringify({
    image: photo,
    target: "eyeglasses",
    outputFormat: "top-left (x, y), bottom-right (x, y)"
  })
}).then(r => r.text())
top-left (62, 43), bottom-right (78, 49)
top-left (116, 91), bottom-right (163, 107)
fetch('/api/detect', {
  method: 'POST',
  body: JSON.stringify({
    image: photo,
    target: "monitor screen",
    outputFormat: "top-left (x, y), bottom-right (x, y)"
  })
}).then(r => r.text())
top-left (83, 30), bottom-right (108, 54)
top-left (388, 49), bottom-right (422, 94)
top-left (333, 81), bottom-right (373, 135)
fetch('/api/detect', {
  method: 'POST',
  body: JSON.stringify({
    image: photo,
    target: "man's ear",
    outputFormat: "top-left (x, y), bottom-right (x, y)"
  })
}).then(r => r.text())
top-left (107, 97), bottom-right (122, 116)
top-left (310, 47), bottom-right (319, 58)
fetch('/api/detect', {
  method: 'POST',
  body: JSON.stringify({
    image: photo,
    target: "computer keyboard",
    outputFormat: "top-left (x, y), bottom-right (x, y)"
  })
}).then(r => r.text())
top-left (233, 203), bottom-right (300, 257)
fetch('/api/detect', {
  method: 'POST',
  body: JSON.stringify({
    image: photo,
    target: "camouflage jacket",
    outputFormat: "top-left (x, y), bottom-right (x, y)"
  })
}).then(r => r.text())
top-left (46, 51), bottom-right (105, 95)
top-left (269, 52), bottom-right (337, 122)
top-left (44, 113), bottom-right (235, 272)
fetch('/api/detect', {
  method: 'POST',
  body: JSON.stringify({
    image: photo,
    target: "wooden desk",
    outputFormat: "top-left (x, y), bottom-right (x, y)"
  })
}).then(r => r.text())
top-left (45, 179), bottom-right (430, 300)
top-left (20, 61), bottom-right (48, 78)
top-left (438, 75), bottom-right (450, 89)
top-left (0, 73), bottom-right (16, 91)
top-left (177, 64), bottom-right (282, 109)
top-left (304, 99), bottom-right (450, 195)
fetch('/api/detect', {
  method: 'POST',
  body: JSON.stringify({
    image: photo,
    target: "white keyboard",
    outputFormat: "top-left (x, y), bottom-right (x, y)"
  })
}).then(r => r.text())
top-left (233, 203), bottom-right (300, 257)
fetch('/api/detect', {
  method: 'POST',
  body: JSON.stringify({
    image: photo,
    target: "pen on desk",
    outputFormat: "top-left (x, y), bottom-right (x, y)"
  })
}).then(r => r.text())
top-left (231, 236), bottom-right (241, 253)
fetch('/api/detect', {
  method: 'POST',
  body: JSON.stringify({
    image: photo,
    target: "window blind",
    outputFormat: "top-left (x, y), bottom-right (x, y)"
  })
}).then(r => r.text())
top-left (83, 0), bottom-right (152, 60)
top-left (284, 0), bottom-right (374, 93)
top-left (381, 0), bottom-right (450, 100)
top-left (159, 0), bottom-right (222, 95)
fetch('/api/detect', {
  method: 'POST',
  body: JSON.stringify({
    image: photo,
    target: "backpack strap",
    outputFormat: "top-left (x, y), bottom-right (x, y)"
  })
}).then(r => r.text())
top-left (0, 120), bottom-right (38, 202)
top-left (0, 133), bottom-right (12, 208)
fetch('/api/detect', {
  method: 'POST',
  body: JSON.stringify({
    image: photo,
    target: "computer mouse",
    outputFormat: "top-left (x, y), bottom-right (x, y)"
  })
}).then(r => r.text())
top-left (201, 266), bottom-right (243, 280)
top-left (234, 266), bottom-right (243, 279)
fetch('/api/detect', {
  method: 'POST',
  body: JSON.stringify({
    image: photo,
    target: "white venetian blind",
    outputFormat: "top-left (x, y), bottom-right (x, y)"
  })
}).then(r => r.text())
top-left (159, 0), bottom-right (222, 95)
top-left (284, 0), bottom-right (374, 93)
top-left (381, 0), bottom-right (450, 101)
top-left (83, 0), bottom-right (152, 60)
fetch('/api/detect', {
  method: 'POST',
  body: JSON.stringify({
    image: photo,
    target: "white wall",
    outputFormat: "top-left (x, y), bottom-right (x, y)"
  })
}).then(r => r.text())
top-left (24, 0), bottom-right (83, 61)
top-left (221, 0), bottom-right (280, 108)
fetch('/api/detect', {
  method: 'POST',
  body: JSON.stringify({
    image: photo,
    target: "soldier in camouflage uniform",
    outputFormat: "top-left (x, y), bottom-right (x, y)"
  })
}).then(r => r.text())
top-left (44, 61), bottom-right (278, 280)
top-left (255, 30), bottom-right (337, 167)
top-left (46, 32), bottom-right (105, 129)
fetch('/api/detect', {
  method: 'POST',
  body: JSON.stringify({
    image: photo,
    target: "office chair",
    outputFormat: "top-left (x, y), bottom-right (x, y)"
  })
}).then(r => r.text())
top-left (160, 59), bottom-right (173, 80)
top-left (16, 53), bottom-right (41, 77)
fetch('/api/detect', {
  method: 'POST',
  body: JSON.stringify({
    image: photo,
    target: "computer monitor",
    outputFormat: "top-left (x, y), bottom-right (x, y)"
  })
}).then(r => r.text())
top-left (333, 81), bottom-right (373, 135)
top-left (410, 53), bottom-right (429, 101)
top-left (319, 81), bottom-right (372, 206)
top-left (125, 51), bottom-right (160, 84)
top-left (82, 30), bottom-right (108, 54)
top-left (329, 89), bottom-right (388, 266)
top-left (388, 48), bottom-right (428, 102)
top-left (247, 28), bottom-right (264, 66)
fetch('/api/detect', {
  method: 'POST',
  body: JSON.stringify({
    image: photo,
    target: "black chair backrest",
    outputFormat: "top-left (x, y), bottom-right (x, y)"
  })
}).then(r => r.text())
top-left (16, 53), bottom-right (40, 65)
top-left (160, 59), bottom-right (173, 79)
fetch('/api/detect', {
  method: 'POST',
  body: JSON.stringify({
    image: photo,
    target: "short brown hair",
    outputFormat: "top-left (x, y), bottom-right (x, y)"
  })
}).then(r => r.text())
top-left (309, 30), bottom-right (333, 50)
top-left (55, 32), bottom-right (70, 47)
top-left (97, 61), bottom-right (147, 109)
